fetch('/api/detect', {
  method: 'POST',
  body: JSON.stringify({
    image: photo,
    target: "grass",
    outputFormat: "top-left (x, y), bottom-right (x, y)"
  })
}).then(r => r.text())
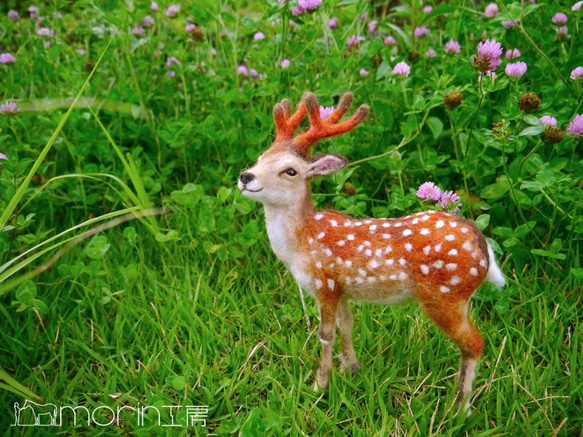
top-left (1, 0), bottom-right (582, 435)
top-left (1, 203), bottom-right (581, 435)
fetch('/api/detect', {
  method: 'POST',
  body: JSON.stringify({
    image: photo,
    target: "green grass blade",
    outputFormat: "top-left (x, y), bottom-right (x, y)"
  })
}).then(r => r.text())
top-left (0, 367), bottom-right (42, 401)
top-left (87, 105), bottom-right (159, 232)
top-left (0, 206), bottom-right (142, 279)
top-left (0, 39), bottom-right (113, 230)
top-left (0, 207), bottom-right (164, 295)
top-left (20, 173), bottom-right (142, 214)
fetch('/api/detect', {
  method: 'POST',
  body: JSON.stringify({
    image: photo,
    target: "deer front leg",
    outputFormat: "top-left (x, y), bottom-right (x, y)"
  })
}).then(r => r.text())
top-left (336, 300), bottom-right (361, 373)
top-left (314, 292), bottom-right (340, 392)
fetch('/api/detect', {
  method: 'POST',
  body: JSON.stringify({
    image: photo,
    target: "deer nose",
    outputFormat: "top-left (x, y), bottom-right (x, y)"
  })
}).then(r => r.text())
top-left (239, 172), bottom-right (255, 185)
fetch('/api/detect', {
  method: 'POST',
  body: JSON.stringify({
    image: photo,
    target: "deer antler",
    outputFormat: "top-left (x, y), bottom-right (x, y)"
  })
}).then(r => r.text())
top-left (273, 98), bottom-right (307, 144)
top-left (271, 92), bottom-right (370, 155)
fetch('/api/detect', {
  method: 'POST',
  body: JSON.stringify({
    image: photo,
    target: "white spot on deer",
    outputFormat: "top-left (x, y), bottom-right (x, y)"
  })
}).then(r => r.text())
top-left (346, 277), bottom-right (353, 285)
top-left (420, 228), bottom-right (430, 235)
top-left (389, 274), bottom-right (398, 280)
top-left (316, 261), bottom-right (322, 269)
top-left (445, 234), bottom-right (455, 241)
top-left (436, 220), bottom-right (445, 229)
top-left (382, 234), bottom-right (392, 239)
top-left (403, 229), bottom-right (413, 237)
top-left (379, 275), bottom-right (388, 281)
top-left (435, 243), bottom-right (442, 252)
top-left (394, 222), bottom-right (403, 227)
top-left (317, 232), bottom-right (326, 240)
top-left (412, 218), bottom-right (419, 225)
top-left (336, 257), bottom-right (343, 265)
top-left (330, 220), bottom-right (338, 227)
top-left (382, 222), bottom-right (391, 228)
top-left (357, 244), bottom-right (364, 252)
top-left (347, 234), bottom-right (355, 241)
top-left (365, 249), bottom-right (372, 257)
top-left (329, 263), bottom-right (335, 269)
top-left (327, 279), bottom-right (335, 290)
top-left (323, 249), bottom-right (333, 257)
top-left (344, 221), bottom-right (352, 227)
top-left (364, 220), bottom-right (373, 225)
top-left (449, 221), bottom-right (458, 228)
top-left (470, 267), bottom-right (478, 276)
top-left (405, 243), bottom-right (413, 252)
top-left (358, 268), bottom-right (367, 277)
top-left (446, 263), bottom-right (458, 271)
top-left (310, 249), bottom-right (318, 256)
top-left (384, 246), bottom-right (393, 254)
top-left (420, 265), bottom-right (430, 275)
top-left (399, 258), bottom-right (407, 266)
top-left (423, 245), bottom-right (431, 255)
top-left (479, 258), bottom-right (488, 268)
top-left (315, 213), bottom-right (324, 220)
top-left (368, 260), bottom-right (379, 269)
top-left (368, 276), bottom-right (377, 284)
top-left (461, 227), bottom-right (469, 233)
top-left (472, 251), bottom-right (479, 259)
top-left (399, 272), bottom-right (408, 281)
top-left (386, 259), bottom-right (394, 266)
top-left (375, 249), bottom-right (383, 257)
top-left (422, 215), bottom-right (430, 221)
top-left (462, 240), bottom-right (473, 251)
top-left (433, 260), bottom-right (444, 269)
top-left (355, 277), bottom-right (364, 284)
top-left (448, 249), bottom-right (459, 256)
top-left (355, 221), bottom-right (363, 226)
top-left (308, 237), bottom-right (314, 245)
top-left (345, 260), bottom-right (353, 268)
top-left (440, 286), bottom-right (450, 293)
top-left (364, 241), bottom-right (371, 247)
top-left (337, 240), bottom-right (346, 246)
top-left (315, 279), bottom-right (323, 289)
top-left (369, 224), bottom-right (378, 231)
top-left (450, 276), bottom-right (461, 286)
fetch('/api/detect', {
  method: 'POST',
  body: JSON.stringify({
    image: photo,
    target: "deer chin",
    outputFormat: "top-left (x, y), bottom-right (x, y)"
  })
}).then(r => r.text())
top-left (239, 186), bottom-right (267, 203)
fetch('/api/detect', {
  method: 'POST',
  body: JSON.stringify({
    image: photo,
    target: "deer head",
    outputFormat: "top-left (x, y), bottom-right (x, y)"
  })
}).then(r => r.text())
top-left (238, 92), bottom-right (369, 207)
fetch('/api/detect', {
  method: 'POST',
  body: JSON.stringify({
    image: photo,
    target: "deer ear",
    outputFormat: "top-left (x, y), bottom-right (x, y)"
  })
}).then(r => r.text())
top-left (306, 154), bottom-right (347, 178)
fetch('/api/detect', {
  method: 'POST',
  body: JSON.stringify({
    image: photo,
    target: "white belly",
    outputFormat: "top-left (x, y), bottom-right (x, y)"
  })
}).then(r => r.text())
top-left (343, 281), bottom-right (415, 305)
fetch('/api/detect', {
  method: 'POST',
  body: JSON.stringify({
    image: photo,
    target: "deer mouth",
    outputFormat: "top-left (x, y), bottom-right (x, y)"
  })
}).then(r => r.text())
top-left (239, 184), bottom-right (263, 193)
top-left (238, 179), bottom-right (263, 193)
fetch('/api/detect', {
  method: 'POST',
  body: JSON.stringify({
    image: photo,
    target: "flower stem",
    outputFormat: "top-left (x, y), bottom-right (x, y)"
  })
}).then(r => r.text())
top-left (500, 141), bottom-right (545, 247)
top-left (448, 111), bottom-right (473, 217)
top-left (499, 2), bottom-right (573, 93)
top-left (465, 77), bottom-right (485, 160)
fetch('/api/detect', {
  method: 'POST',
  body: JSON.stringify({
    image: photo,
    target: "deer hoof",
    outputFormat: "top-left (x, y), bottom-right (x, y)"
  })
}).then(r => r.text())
top-left (340, 361), bottom-right (362, 374)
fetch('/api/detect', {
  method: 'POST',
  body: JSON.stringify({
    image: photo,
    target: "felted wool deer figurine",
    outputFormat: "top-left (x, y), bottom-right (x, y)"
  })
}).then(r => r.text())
top-left (238, 91), bottom-right (506, 410)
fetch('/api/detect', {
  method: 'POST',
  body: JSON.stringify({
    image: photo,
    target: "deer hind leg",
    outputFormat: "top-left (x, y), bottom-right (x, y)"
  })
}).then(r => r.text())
top-left (336, 300), bottom-right (361, 373)
top-left (314, 293), bottom-right (340, 391)
top-left (418, 296), bottom-right (484, 412)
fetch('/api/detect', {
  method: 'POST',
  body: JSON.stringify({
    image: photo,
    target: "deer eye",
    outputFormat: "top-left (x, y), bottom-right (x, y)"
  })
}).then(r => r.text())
top-left (284, 168), bottom-right (297, 177)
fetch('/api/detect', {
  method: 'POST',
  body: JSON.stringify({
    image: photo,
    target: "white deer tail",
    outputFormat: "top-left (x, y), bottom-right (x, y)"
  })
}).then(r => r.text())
top-left (486, 243), bottom-right (506, 288)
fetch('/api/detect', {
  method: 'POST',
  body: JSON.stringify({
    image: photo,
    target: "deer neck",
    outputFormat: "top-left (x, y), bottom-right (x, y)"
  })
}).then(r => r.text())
top-left (263, 190), bottom-right (314, 268)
